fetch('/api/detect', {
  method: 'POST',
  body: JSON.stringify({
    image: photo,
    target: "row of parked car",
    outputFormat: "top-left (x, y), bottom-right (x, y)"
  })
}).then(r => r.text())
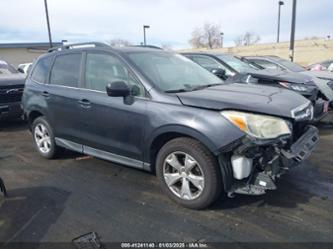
top-left (0, 42), bottom-right (332, 209)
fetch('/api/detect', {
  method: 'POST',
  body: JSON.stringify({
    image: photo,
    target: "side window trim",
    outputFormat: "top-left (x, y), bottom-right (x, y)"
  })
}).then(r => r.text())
top-left (83, 51), bottom-right (149, 98)
top-left (45, 55), bottom-right (55, 84)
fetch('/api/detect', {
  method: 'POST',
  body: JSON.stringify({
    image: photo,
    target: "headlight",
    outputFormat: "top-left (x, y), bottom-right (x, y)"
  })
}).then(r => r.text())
top-left (221, 111), bottom-right (291, 139)
top-left (279, 81), bottom-right (308, 92)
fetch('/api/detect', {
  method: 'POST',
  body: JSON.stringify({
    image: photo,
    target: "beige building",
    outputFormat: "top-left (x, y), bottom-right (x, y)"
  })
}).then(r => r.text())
top-left (0, 42), bottom-right (62, 67)
top-left (181, 39), bottom-right (333, 66)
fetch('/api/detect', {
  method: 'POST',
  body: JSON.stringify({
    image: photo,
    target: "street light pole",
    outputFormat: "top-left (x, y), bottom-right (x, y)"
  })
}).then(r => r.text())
top-left (143, 25), bottom-right (150, 46)
top-left (277, 1), bottom-right (284, 43)
top-left (44, 0), bottom-right (53, 48)
top-left (220, 32), bottom-right (224, 48)
top-left (289, 0), bottom-right (297, 62)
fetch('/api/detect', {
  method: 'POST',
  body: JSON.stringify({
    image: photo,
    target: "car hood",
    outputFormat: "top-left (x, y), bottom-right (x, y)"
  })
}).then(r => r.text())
top-left (0, 73), bottom-right (26, 87)
top-left (303, 70), bottom-right (333, 80)
top-left (300, 71), bottom-right (333, 101)
top-left (176, 83), bottom-right (310, 119)
top-left (246, 68), bottom-right (313, 84)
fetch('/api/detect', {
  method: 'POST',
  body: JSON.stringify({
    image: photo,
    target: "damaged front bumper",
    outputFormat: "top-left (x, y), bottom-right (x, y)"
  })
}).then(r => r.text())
top-left (219, 125), bottom-right (319, 196)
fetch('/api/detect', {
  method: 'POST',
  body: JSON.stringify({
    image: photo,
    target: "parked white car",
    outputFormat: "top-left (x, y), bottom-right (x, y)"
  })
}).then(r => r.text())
top-left (17, 63), bottom-right (32, 74)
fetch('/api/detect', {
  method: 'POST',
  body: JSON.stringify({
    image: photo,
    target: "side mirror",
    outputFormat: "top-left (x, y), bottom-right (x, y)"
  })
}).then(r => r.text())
top-left (106, 81), bottom-right (130, 97)
top-left (210, 68), bottom-right (227, 79)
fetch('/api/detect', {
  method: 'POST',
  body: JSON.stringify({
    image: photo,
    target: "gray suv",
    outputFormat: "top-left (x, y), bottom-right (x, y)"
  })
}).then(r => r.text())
top-left (22, 42), bottom-right (319, 209)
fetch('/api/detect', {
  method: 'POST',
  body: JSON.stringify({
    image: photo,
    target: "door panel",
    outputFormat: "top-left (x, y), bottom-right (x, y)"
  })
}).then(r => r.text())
top-left (79, 52), bottom-right (147, 161)
top-left (80, 91), bottom-right (147, 160)
top-left (47, 53), bottom-right (84, 145)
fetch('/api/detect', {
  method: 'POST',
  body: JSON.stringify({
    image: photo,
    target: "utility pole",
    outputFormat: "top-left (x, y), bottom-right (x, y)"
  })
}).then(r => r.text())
top-left (44, 0), bottom-right (53, 48)
top-left (289, 0), bottom-right (297, 62)
top-left (277, 1), bottom-right (284, 43)
top-left (220, 32), bottom-right (224, 48)
top-left (143, 25), bottom-right (150, 46)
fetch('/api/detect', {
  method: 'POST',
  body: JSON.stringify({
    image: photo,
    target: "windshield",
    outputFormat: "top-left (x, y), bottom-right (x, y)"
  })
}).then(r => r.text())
top-left (127, 52), bottom-right (223, 92)
top-left (216, 54), bottom-right (256, 73)
top-left (0, 60), bottom-right (17, 74)
top-left (275, 58), bottom-right (305, 72)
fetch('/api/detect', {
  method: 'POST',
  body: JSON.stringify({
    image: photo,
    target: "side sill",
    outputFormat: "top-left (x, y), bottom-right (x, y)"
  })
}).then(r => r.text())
top-left (55, 137), bottom-right (151, 171)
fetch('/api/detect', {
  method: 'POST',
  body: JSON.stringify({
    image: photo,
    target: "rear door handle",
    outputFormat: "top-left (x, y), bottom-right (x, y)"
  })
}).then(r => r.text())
top-left (78, 99), bottom-right (91, 108)
top-left (41, 91), bottom-right (50, 98)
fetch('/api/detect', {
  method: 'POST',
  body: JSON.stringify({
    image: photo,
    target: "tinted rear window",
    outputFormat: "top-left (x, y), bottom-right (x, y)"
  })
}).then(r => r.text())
top-left (50, 53), bottom-right (82, 87)
top-left (31, 56), bottom-right (53, 83)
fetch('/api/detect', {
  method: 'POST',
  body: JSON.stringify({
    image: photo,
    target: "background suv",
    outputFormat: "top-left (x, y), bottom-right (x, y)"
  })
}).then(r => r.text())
top-left (0, 58), bottom-right (26, 120)
top-left (22, 42), bottom-right (318, 209)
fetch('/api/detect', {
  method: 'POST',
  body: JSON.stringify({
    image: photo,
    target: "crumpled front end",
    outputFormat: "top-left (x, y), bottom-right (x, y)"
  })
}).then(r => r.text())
top-left (219, 125), bottom-right (319, 196)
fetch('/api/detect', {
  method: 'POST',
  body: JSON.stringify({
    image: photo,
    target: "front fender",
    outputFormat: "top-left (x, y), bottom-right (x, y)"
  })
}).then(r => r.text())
top-left (144, 102), bottom-right (246, 162)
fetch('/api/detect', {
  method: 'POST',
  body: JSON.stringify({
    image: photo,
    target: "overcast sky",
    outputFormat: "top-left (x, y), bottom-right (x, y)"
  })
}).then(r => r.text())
top-left (0, 0), bottom-right (332, 48)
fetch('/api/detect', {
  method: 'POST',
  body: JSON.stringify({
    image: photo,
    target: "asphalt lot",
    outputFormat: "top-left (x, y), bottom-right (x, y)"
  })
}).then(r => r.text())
top-left (0, 117), bottom-right (333, 245)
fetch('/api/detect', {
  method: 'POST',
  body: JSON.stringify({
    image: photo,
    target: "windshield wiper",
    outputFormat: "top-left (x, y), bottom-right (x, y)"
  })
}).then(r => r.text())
top-left (190, 83), bottom-right (224, 91)
top-left (165, 88), bottom-right (189, 93)
top-left (165, 83), bottom-right (223, 93)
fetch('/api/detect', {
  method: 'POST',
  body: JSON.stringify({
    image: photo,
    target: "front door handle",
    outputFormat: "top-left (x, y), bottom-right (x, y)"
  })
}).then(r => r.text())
top-left (78, 99), bottom-right (91, 108)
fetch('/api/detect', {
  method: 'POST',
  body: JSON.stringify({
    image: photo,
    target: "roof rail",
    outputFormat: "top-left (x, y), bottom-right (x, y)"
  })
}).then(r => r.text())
top-left (48, 42), bottom-right (110, 53)
top-left (131, 45), bottom-right (163, 50)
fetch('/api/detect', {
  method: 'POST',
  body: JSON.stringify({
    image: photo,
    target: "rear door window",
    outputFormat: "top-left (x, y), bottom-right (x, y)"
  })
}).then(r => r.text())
top-left (31, 56), bottom-right (53, 83)
top-left (50, 53), bottom-right (82, 88)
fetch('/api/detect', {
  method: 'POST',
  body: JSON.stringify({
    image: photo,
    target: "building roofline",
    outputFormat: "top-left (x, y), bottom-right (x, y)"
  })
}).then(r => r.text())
top-left (0, 42), bottom-right (63, 49)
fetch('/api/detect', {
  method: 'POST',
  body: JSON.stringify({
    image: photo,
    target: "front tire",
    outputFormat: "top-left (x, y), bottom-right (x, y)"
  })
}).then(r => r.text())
top-left (156, 137), bottom-right (222, 209)
top-left (32, 116), bottom-right (59, 159)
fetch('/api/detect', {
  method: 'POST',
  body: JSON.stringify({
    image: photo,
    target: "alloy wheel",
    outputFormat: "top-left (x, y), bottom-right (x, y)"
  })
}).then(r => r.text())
top-left (34, 123), bottom-right (51, 154)
top-left (163, 151), bottom-right (205, 200)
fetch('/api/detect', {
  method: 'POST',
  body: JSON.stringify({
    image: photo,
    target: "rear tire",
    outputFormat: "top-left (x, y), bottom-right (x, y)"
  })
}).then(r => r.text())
top-left (32, 116), bottom-right (59, 159)
top-left (156, 137), bottom-right (222, 209)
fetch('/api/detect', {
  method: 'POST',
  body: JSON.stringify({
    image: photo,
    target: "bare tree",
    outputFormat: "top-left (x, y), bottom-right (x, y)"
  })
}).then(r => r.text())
top-left (189, 23), bottom-right (222, 49)
top-left (233, 32), bottom-right (261, 46)
top-left (107, 38), bottom-right (132, 47)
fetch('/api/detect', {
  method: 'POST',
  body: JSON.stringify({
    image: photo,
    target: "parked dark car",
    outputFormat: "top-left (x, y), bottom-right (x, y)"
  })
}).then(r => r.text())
top-left (182, 52), bottom-right (328, 122)
top-left (22, 42), bottom-right (319, 209)
top-left (242, 55), bottom-right (333, 107)
top-left (0, 59), bottom-right (26, 120)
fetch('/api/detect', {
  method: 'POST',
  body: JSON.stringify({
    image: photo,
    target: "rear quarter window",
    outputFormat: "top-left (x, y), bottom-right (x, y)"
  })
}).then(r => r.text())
top-left (31, 56), bottom-right (53, 83)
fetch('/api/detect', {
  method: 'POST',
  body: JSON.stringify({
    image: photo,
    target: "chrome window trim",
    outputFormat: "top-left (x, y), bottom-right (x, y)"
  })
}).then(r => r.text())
top-left (37, 82), bottom-right (150, 100)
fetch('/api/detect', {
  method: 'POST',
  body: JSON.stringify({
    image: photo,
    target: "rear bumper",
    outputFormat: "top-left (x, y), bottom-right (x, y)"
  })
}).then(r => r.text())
top-left (0, 102), bottom-right (23, 120)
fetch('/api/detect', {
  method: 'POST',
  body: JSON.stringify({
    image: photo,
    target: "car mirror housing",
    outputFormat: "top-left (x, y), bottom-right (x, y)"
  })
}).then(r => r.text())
top-left (210, 68), bottom-right (227, 79)
top-left (106, 81), bottom-right (130, 97)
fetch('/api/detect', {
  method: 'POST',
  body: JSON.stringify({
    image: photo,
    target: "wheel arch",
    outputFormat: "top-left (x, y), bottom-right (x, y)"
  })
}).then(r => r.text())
top-left (146, 125), bottom-right (219, 173)
top-left (26, 109), bottom-right (46, 130)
